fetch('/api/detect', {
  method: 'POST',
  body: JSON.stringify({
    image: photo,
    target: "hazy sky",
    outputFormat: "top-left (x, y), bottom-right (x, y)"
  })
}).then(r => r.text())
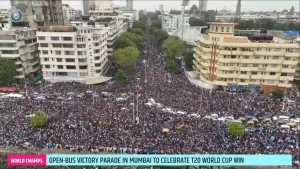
top-left (2, 0), bottom-right (299, 12)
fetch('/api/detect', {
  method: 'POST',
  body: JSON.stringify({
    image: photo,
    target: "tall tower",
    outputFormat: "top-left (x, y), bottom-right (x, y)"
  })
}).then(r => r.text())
top-left (235, 0), bottom-right (241, 17)
top-left (199, 0), bottom-right (207, 14)
top-left (126, 0), bottom-right (133, 10)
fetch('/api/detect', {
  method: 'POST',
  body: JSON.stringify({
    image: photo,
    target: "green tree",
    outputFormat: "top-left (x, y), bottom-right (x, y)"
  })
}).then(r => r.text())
top-left (228, 122), bottom-right (245, 136)
top-left (113, 46), bottom-right (140, 69)
top-left (272, 90), bottom-right (285, 99)
top-left (114, 69), bottom-right (128, 82)
top-left (162, 36), bottom-right (186, 60)
top-left (235, 19), bottom-right (255, 30)
top-left (132, 21), bottom-right (146, 30)
top-left (189, 17), bottom-right (207, 26)
top-left (151, 27), bottom-right (169, 44)
top-left (128, 28), bottom-right (144, 36)
top-left (184, 51), bottom-right (194, 70)
top-left (151, 19), bottom-right (162, 29)
top-left (114, 36), bottom-right (137, 50)
top-left (0, 59), bottom-right (17, 86)
top-left (122, 32), bottom-right (144, 50)
top-left (30, 110), bottom-right (48, 128)
top-left (167, 60), bottom-right (180, 74)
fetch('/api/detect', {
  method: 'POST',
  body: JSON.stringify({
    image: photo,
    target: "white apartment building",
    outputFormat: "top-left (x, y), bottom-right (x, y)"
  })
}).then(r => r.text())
top-left (162, 14), bottom-right (190, 32)
top-left (37, 26), bottom-right (109, 84)
top-left (63, 4), bottom-right (76, 22)
top-left (120, 7), bottom-right (139, 28)
top-left (295, 36), bottom-right (300, 80)
top-left (0, 27), bottom-right (40, 79)
top-left (70, 18), bottom-right (118, 57)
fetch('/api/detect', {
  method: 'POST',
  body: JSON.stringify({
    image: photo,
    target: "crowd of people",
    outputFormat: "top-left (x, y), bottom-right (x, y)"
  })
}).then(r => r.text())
top-left (0, 27), bottom-right (299, 168)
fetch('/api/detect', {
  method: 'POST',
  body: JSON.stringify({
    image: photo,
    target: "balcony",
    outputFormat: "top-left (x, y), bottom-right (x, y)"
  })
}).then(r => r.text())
top-left (217, 66), bottom-right (230, 70)
top-left (201, 53), bottom-right (211, 60)
top-left (200, 61), bottom-right (210, 67)
top-left (231, 51), bottom-right (242, 55)
top-left (278, 83), bottom-right (292, 88)
top-left (238, 74), bottom-right (250, 79)
top-left (214, 80), bottom-right (227, 86)
top-left (279, 76), bottom-right (294, 81)
top-left (285, 52), bottom-right (299, 57)
top-left (263, 75), bottom-right (279, 80)
top-left (240, 59), bottom-right (253, 64)
top-left (202, 47), bottom-right (211, 53)
top-left (242, 51), bottom-right (254, 55)
top-left (265, 67), bottom-right (282, 72)
top-left (281, 69), bottom-right (296, 73)
top-left (252, 59), bottom-right (283, 64)
top-left (219, 50), bottom-right (231, 55)
top-left (218, 58), bottom-right (230, 63)
top-left (251, 75), bottom-right (264, 79)
top-left (283, 60), bottom-right (298, 65)
top-left (200, 69), bottom-right (209, 74)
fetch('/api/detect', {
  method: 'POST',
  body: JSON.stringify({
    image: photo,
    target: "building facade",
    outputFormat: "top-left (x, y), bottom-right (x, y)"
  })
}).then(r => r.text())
top-left (193, 22), bottom-right (300, 91)
top-left (0, 27), bottom-right (40, 79)
top-left (37, 26), bottom-right (109, 83)
top-left (10, 0), bottom-right (64, 27)
top-left (126, 0), bottom-right (133, 10)
top-left (200, 10), bottom-right (217, 22)
top-left (198, 0), bottom-right (207, 14)
top-left (295, 36), bottom-right (300, 81)
top-left (120, 7), bottom-right (139, 28)
top-left (162, 14), bottom-right (190, 32)
top-left (63, 4), bottom-right (75, 22)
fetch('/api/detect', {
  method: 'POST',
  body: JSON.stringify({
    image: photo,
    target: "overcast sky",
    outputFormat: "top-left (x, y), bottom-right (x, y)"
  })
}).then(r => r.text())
top-left (2, 0), bottom-right (299, 12)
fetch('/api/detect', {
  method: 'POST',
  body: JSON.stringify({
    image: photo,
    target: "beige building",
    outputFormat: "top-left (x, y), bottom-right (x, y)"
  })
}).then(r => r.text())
top-left (193, 22), bottom-right (300, 91)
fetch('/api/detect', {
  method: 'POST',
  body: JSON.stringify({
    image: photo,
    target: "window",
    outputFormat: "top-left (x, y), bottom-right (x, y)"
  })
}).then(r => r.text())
top-left (243, 56), bottom-right (249, 59)
top-left (42, 50), bottom-right (48, 54)
top-left (94, 43), bottom-right (100, 47)
top-left (281, 73), bottom-right (287, 76)
top-left (65, 51), bottom-right (74, 55)
top-left (221, 27), bottom-right (224, 32)
top-left (79, 66), bottom-right (87, 69)
top-left (57, 72), bottom-right (67, 76)
top-left (226, 27), bottom-right (230, 32)
top-left (272, 56), bottom-right (279, 59)
top-left (228, 78), bottom-right (233, 81)
top-left (38, 36), bottom-right (45, 40)
top-left (65, 58), bottom-right (75, 62)
top-left (256, 48), bottom-right (261, 51)
top-left (55, 51), bottom-right (61, 55)
top-left (62, 37), bottom-right (73, 41)
top-left (241, 64), bottom-right (247, 67)
top-left (264, 56), bottom-right (269, 59)
top-left (251, 72), bottom-right (257, 75)
top-left (77, 44), bottom-right (85, 48)
top-left (274, 48), bottom-right (281, 52)
top-left (270, 72), bottom-right (276, 75)
top-left (96, 70), bottom-right (101, 73)
top-left (230, 55), bottom-right (236, 59)
top-left (95, 56), bottom-right (100, 60)
top-left (267, 80), bottom-right (274, 84)
top-left (77, 51), bottom-right (86, 55)
top-left (271, 65), bottom-right (277, 68)
top-left (51, 37), bottom-right (59, 41)
top-left (282, 65), bottom-right (288, 68)
top-left (215, 27), bottom-right (218, 32)
top-left (56, 58), bottom-right (62, 62)
top-left (40, 43), bottom-right (48, 47)
top-left (66, 65), bottom-right (76, 69)
top-left (52, 44), bottom-right (62, 48)
top-left (95, 63), bottom-right (101, 67)
top-left (63, 44), bottom-right (73, 48)
top-left (80, 72), bottom-right (87, 76)
top-left (240, 79), bottom-right (245, 82)
top-left (44, 58), bottom-right (49, 61)
top-left (254, 56), bottom-right (260, 59)
top-left (229, 71), bottom-right (234, 74)
top-left (250, 79), bottom-right (256, 82)
top-left (78, 59), bottom-right (87, 62)
top-left (241, 71), bottom-right (247, 74)
top-left (284, 57), bottom-right (291, 60)
top-left (57, 65), bottom-right (63, 69)
top-left (44, 65), bottom-right (50, 68)
top-left (94, 49), bottom-right (100, 53)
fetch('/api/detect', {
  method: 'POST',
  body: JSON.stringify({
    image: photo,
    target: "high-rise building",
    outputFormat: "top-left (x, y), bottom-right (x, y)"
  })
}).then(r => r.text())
top-left (63, 4), bottom-right (75, 22)
top-left (126, 0), bottom-right (133, 10)
top-left (9, 0), bottom-right (64, 27)
top-left (0, 27), bottom-right (40, 79)
top-left (235, 0), bottom-right (241, 17)
top-left (159, 4), bottom-right (164, 14)
top-left (193, 22), bottom-right (300, 92)
top-left (162, 14), bottom-right (190, 32)
top-left (36, 26), bottom-right (110, 83)
top-left (198, 0), bottom-right (207, 14)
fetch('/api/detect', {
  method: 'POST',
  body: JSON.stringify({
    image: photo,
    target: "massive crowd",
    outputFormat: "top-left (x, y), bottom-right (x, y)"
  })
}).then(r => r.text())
top-left (0, 27), bottom-right (299, 168)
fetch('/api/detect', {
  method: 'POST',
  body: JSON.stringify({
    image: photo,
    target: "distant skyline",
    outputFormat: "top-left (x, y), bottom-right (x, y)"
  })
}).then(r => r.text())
top-left (2, 0), bottom-right (299, 12)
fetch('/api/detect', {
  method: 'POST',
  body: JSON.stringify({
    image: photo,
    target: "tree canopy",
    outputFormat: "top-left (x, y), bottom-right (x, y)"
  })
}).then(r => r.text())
top-left (184, 51), bottom-right (194, 70)
top-left (228, 122), bottom-right (245, 136)
top-left (235, 18), bottom-right (300, 30)
top-left (0, 59), bottom-right (17, 86)
top-left (189, 17), bottom-right (207, 26)
top-left (30, 110), bottom-right (48, 128)
top-left (151, 27), bottom-right (169, 44)
top-left (162, 36), bottom-right (186, 60)
top-left (132, 21), bottom-right (146, 30)
top-left (167, 60), bottom-right (180, 74)
top-left (151, 19), bottom-right (162, 29)
top-left (272, 90), bottom-right (285, 99)
top-left (114, 36), bottom-right (137, 50)
top-left (122, 32), bottom-right (144, 50)
top-left (128, 28), bottom-right (144, 36)
top-left (114, 69), bottom-right (128, 82)
top-left (113, 46), bottom-right (140, 69)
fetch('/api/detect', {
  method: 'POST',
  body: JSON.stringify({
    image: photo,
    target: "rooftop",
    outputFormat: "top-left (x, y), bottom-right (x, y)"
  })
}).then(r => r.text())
top-left (169, 26), bottom-right (208, 45)
top-left (207, 22), bottom-right (238, 25)
top-left (38, 26), bottom-right (76, 32)
top-left (95, 18), bottom-right (115, 23)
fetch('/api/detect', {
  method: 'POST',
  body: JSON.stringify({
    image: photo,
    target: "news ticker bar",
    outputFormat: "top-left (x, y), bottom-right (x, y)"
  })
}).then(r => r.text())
top-left (7, 154), bottom-right (292, 166)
